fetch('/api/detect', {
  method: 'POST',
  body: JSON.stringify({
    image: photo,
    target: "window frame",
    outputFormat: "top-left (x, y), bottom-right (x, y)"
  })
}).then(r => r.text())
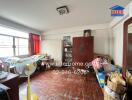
top-left (0, 33), bottom-right (29, 57)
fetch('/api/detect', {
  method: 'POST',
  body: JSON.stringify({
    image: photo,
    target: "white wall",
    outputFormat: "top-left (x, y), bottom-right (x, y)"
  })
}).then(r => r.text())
top-left (111, 21), bottom-right (124, 66)
top-left (128, 24), bottom-right (132, 33)
top-left (129, 1), bottom-right (132, 16)
top-left (44, 29), bottom-right (109, 54)
top-left (41, 40), bottom-right (62, 66)
top-left (41, 24), bottom-right (110, 63)
top-left (109, 1), bottom-right (132, 66)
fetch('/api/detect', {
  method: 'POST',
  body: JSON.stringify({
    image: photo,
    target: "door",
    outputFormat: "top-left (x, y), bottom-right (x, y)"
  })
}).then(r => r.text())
top-left (127, 33), bottom-right (132, 71)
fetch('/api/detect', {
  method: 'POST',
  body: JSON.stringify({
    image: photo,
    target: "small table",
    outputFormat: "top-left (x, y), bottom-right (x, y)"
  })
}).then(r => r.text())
top-left (0, 73), bottom-right (19, 100)
top-left (41, 58), bottom-right (54, 69)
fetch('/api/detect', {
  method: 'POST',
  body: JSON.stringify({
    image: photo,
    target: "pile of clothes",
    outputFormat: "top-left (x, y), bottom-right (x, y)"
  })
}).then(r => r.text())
top-left (92, 58), bottom-right (122, 88)
top-left (104, 72), bottom-right (126, 100)
top-left (91, 57), bottom-right (132, 100)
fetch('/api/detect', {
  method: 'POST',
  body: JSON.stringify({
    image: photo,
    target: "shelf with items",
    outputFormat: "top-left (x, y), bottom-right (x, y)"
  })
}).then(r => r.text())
top-left (64, 51), bottom-right (72, 53)
top-left (64, 47), bottom-right (72, 52)
top-left (65, 53), bottom-right (72, 58)
top-left (64, 45), bottom-right (72, 48)
top-left (63, 46), bottom-right (72, 66)
top-left (62, 36), bottom-right (72, 67)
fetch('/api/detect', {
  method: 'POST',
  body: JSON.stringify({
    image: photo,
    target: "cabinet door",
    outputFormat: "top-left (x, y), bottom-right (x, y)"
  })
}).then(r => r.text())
top-left (72, 37), bottom-right (93, 68)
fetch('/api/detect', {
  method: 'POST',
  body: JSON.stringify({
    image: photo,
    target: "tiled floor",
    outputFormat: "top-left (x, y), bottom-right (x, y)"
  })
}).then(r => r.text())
top-left (19, 69), bottom-right (103, 100)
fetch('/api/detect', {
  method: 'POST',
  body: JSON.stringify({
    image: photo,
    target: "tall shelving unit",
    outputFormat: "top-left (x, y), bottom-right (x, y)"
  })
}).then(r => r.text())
top-left (62, 36), bottom-right (72, 67)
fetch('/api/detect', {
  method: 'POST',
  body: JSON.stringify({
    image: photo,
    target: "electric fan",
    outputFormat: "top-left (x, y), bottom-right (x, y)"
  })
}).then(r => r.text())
top-left (23, 63), bottom-right (38, 100)
top-left (14, 61), bottom-right (38, 100)
top-left (7, 57), bottom-right (38, 100)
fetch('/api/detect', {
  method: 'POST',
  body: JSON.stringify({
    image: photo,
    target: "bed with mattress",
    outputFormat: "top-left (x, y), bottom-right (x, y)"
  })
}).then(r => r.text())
top-left (0, 55), bottom-right (44, 76)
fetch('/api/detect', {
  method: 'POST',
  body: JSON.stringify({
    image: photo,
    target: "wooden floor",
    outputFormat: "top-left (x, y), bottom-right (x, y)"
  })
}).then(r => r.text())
top-left (19, 69), bottom-right (103, 100)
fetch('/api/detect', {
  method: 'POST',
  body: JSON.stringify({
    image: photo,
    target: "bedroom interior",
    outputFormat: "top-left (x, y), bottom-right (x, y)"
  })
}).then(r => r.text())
top-left (0, 0), bottom-right (132, 100)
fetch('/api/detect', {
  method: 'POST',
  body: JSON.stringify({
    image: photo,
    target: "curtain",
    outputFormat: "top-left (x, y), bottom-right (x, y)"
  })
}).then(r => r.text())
top-left (29, 33), bottom-right (40, 55)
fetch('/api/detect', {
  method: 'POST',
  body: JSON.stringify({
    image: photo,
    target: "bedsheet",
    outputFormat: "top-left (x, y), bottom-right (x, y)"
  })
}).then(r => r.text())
top-left (2, 55), bottom-right (44, 75)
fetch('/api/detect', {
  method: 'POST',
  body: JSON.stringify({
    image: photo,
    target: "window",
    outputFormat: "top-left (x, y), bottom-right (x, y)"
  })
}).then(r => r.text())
top-left (0, 26), bottom-right (29, 57)
top-left (0, 35), bottom-right (13, 57)
top-left (15, 38), bottom-right (28, 56)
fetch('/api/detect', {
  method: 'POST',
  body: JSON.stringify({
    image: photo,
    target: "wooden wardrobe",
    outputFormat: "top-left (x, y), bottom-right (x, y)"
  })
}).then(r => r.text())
top-left (72, 36), bottom-right (94, 69)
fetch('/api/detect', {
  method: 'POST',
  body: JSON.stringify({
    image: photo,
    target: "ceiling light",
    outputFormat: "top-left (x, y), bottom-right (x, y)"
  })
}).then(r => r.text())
top-left (56, 6), bottom-right (69, 15)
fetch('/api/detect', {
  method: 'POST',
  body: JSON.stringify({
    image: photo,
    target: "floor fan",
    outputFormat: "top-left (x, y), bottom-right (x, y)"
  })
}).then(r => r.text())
top-left (23, 63), bottom-right (38, 100)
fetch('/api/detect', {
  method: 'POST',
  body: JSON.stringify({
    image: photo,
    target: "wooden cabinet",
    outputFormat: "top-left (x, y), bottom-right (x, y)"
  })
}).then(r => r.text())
top-left (72, 37), bottom-right (94, 69)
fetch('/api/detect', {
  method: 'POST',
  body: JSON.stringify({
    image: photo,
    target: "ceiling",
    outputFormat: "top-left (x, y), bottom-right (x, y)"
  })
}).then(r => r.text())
top-left (0, 0), bottom-right (131, 31)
